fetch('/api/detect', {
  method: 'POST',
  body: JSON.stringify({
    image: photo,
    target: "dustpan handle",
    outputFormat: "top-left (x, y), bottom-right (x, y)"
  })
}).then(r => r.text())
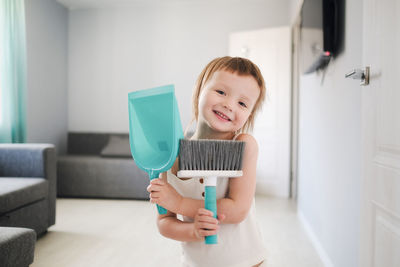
top-left (149, 172), bottom-right (168, 215)
top-left (156, 204), bottom-right (167, 215)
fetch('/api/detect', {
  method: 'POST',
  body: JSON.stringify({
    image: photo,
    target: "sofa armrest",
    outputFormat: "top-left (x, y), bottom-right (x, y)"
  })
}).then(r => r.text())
top-left (0, 144), bottom-right (54, 177)
top-left (0, 144), bottom-right (57, 226)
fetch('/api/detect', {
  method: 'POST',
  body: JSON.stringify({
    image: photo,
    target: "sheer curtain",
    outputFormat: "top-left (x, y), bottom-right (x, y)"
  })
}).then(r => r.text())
top-left (0, 0), bottom-right (27, 143)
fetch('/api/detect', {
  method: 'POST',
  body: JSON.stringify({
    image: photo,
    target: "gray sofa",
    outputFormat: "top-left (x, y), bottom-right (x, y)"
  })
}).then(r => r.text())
top-left (0, 144), bottom-right (56, 235)
top-left (0, 227), bottom-right (36, 267)
top-left (57, 132), bottom-right (149, 199)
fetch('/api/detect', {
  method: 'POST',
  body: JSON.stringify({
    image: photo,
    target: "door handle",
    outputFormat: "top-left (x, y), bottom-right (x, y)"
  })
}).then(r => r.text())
top-left (345, 66), bottom-right (370, 85)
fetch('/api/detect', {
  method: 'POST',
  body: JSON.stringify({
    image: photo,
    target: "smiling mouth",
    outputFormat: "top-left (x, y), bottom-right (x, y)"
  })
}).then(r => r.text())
top-left (213, 110), bottom-right (231, 121)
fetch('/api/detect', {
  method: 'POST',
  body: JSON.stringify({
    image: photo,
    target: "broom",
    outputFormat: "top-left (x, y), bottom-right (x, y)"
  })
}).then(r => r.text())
top-left (177, 139), bottom-right (245, 245)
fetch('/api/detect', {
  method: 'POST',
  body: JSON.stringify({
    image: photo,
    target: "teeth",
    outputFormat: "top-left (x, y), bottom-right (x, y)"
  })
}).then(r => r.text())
top-left (215, 111), bottom-right (230, 121)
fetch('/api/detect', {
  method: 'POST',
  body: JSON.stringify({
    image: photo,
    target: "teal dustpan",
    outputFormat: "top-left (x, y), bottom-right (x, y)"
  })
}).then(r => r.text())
top-left (128, 84), bottom-right (183, 214)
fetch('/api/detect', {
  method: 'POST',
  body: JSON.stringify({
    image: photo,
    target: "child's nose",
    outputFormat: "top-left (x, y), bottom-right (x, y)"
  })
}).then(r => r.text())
top-left (223, 99), bottom-right (234, 111)
top-left (223, 102), bottom-right (232, 111)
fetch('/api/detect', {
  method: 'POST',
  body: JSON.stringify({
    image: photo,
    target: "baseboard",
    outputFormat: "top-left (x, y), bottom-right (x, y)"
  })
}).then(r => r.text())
top-left (298, 210), bottom-right (335, 267)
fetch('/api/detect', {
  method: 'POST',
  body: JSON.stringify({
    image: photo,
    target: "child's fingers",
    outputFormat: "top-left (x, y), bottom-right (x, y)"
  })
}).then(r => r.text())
top-left (149, 191), bottom-right (159, 198)
top-left (149, 192), bottom-right (158, 203)
top-left (149, 191), bottom-right (164, 203)
top-left (150, 178), bottom-right (165, 185)
top-left (146, 184), bottom-right (153, 193)
top-left (195, 220), bottom-right (219, 237)
top-left (159, 172), bottom-right (168, 182)
top-left (197, 208), bottom-right (214, 217)
top-left (146, 184), bottom-right (163, 193)
top-left (198, 222), bottom-right (219, 230)
top-left (198, 229), bottom-right (218, 237)
top-left (217, 214), bottom-right (226, 223)
top-left (195, 215), bottom-right (219, 229)
top-left (196, 214), bottom-right (218, 224)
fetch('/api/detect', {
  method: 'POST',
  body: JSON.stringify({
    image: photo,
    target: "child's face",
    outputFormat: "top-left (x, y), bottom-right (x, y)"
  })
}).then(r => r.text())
top-left (197, 70), bottom-right (260, 134)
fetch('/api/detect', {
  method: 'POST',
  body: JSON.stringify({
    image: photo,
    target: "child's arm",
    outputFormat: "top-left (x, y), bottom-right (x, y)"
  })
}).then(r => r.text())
top-left (157, 208), bottom-right (223, 242)
top-left (148, 134), bottom-right (258, 224)
top-left (214, 133), bottom-right (258, 223)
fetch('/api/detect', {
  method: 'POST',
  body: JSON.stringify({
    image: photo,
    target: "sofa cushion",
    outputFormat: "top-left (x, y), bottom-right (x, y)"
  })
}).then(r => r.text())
top-left (100, 135), bottom-right (131, 158)
top-left (0, 178), bottom-right (48, 214)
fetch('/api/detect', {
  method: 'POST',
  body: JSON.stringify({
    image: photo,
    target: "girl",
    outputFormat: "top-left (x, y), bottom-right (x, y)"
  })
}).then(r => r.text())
top-left (147, 56), bottom-right (267, 267)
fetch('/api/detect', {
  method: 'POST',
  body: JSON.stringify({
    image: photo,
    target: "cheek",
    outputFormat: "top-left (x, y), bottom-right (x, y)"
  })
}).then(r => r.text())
top-left (198, 96), bottom-right (207, 113)
top-left (237, 111), bottom-right (251, 124)
top-left (198, 93), bottom-right (213, 111)
top-left (197, 95), bottom-right (210, 118)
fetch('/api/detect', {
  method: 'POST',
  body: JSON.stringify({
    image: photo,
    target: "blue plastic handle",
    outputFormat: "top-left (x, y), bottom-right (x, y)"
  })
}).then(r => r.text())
top-left (149, 171), bottom-right (167, 215)
top-left (204, 186), bottom-right (217, 244)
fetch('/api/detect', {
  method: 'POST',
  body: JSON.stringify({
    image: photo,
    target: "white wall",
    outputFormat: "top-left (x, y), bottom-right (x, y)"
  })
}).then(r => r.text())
top-left (25, 0), bottom-right (69, 154)
top-left (296, 1), bottom-right (362, 266)
top-left (68, 0), bottom-right (291, 133)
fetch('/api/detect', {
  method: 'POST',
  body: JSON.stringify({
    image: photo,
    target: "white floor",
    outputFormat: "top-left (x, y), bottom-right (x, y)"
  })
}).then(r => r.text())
top-left (32, 196), bottom-right (324, 267)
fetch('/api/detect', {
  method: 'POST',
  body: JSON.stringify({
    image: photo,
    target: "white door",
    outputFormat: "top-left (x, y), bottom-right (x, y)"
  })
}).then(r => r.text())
top-left (229, 27), bottom-right (292, 198)
top-left (360, 0), bottom-right (400, 266)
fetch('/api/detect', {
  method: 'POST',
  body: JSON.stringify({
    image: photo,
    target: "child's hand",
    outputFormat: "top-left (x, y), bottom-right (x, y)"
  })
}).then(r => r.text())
top-left (147, 178), bottom-right (183, 213)
top-left (193, 208), bottom-right (226, 241)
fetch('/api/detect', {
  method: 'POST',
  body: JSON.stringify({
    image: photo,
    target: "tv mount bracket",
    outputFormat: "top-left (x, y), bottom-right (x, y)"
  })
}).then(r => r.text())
top-left (345, 66), bottom-right (370, 86)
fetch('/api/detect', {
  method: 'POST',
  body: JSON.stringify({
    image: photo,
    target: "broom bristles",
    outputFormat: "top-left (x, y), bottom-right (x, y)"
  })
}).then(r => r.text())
top-left (179, 139), bottom-right (245, 171)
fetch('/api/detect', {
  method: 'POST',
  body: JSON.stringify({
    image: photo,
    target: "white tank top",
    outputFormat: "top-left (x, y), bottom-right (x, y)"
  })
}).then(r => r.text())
top-left (167, 170), bottom-right (267, 267)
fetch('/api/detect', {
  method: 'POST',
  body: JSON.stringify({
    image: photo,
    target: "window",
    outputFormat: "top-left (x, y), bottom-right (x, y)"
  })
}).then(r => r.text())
top-left (0, 0), bottom-right (27, 143)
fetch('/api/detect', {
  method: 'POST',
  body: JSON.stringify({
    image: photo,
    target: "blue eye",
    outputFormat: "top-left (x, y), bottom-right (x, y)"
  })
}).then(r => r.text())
top-left (239, 101), bottom-right (247, 108)
top-left (216, 90), bottom-right (225, 95)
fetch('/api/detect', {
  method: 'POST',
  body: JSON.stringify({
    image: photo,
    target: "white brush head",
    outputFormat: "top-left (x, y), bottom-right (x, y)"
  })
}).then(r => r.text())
top-left (177, 170), bottom-right (243, 178)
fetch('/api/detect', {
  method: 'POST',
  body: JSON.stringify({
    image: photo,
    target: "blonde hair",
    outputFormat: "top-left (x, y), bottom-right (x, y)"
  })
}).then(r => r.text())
top-left (191, 56), bottom-right (266, 133)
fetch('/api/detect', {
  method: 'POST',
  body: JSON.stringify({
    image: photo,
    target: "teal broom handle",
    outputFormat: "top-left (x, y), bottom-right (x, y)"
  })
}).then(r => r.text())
top-left (204, 186), bottom-right (218, 244)
top-left (149, 171), bottom-right (167, 215)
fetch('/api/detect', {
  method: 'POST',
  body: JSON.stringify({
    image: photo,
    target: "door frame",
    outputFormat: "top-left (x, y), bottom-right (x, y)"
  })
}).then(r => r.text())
top-left (289, 0), bottom-right (304, 199)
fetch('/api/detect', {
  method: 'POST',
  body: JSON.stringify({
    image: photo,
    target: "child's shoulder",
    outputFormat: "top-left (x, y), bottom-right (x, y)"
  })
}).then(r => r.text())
top-left (234, 133), bottom-right (258, 152)
top-left (234, 133), bottom-right (256, 142)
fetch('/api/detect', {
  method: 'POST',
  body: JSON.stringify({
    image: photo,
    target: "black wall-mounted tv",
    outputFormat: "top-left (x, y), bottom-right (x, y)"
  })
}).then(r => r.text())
top-left (300, 0), bottom-right (345, 74)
